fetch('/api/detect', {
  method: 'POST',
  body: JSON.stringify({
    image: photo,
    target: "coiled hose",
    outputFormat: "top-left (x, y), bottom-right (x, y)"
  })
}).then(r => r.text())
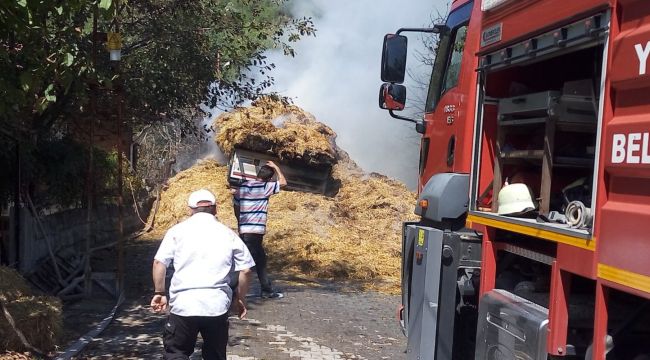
top-left (565, 200), bottom-right (592, 229)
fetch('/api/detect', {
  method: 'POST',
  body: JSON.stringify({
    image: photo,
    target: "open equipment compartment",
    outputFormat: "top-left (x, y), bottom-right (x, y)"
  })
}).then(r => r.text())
top-left (470, 11), bottom-right (609, 235)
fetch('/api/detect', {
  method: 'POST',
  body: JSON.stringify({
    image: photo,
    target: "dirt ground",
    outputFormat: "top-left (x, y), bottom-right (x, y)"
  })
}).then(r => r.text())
top-left (56, 236), bottom-right (406, 359)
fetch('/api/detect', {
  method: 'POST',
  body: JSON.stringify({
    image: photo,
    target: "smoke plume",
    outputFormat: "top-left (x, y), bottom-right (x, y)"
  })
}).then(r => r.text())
top-left (267, 0), bottom-right (449, 190)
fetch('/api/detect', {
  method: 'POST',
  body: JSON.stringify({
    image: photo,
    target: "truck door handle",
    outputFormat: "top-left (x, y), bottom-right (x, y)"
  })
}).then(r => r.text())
top-left (447, 135), bottom-right (456, 167)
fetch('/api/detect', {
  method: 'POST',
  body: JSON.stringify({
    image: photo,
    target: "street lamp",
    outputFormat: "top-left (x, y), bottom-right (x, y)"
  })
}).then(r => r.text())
top-left (107, 25), bottom-right (124, 293)
top-left (107, 32), bottom-right (122, 61)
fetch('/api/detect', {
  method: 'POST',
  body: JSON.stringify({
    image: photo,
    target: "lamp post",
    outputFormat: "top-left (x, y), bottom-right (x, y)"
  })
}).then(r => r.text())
top-left (84, 3), bottom-right (98, 298)
top-left (110, 0), bottom-right (125, 296)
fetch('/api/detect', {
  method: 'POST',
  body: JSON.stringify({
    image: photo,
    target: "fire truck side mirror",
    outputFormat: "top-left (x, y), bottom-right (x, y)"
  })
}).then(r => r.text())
top-left (378, 83), bottom-right (407, 111)
top-left (381, 34), bottom-right (408, 83)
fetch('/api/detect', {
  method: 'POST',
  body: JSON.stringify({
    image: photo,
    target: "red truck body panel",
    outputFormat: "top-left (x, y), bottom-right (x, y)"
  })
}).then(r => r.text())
top-left (420, 0), bottom-right (481, 189)
top-left (597, 0), bottom-right (650, 298)
top-left (480, 0), bottom-right (612, 53)
top-left (457, 0), bottom-right (650, 298)
top-left (401, 0), bottom-right (650, 358)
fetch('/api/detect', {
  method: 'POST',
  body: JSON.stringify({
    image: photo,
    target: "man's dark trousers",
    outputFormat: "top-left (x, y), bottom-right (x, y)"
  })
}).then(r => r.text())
top-left (163, 312), bottom-right (228, 360)
top-left (240, 233), bottom-right (272, 293)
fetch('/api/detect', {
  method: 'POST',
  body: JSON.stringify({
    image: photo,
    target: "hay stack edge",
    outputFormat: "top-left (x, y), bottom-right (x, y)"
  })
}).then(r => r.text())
top-left (0, 266), bottom-right (62, 353)
top-left (147, 99), bottom-right (417, 293)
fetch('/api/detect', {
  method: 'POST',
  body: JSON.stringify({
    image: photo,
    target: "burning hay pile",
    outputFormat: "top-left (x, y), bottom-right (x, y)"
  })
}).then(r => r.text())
top-left (214, 97), bottom-right (337, 167)
top-left (147, 99), bottom-right (417, 292)
top-left (0, 266), bottom-right (62, 353)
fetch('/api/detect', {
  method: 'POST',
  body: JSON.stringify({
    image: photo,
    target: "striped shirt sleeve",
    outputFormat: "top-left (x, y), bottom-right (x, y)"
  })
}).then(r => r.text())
top-left (264, 181), bottom-right (280, 197)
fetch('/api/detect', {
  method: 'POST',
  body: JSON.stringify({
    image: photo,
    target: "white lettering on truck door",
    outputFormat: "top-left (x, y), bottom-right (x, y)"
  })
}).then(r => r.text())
top-left (643, 133), bottom-right (650, 164)
top-left (627, 133), bottom-right (642, 164)
top-left (612, 133), bottom-right (650, 164)
top-left (635, 41), bottom-right (650, 75)
top-left (612, 134), bottom-right (626, 163)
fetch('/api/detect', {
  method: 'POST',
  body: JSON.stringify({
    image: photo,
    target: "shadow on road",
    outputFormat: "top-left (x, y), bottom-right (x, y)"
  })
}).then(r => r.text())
top-left (62, 236), bottom-right (405, 359)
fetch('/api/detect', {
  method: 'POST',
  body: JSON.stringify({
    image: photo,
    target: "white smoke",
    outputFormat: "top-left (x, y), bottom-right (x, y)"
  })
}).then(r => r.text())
top-left (272, 115), bottom-right (290, 128)
top-left (266, 0), bottom-right (450, 190)
top-left (199, 110), bottom-right (228, 164)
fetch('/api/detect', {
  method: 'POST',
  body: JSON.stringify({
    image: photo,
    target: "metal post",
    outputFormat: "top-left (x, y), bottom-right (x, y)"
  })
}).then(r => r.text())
top-left (116, 87), bottom-right (124, 293)
top-left (114, 0), bottom-right (125, 294)
top-left (13, 141), bottom-right (20, 269)
top-left (84, 3), bottom-right (98, 298)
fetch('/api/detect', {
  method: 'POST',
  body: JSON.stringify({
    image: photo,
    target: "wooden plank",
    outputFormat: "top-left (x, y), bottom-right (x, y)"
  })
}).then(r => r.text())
top-left (540, 116), bottom-right (556, 214)
top-left (492, 124), bottom-right (505, 212)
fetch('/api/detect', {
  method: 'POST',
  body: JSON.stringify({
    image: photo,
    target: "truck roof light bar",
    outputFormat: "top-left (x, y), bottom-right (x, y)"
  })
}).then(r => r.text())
top-left (477, 12), bottom-right (609, 72)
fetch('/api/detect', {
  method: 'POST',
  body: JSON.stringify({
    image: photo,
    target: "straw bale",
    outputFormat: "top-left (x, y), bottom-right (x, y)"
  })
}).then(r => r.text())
top-left (213, 98), bottom-right (337, 166)
top-left (147, 158), bottom-right (417, 293)
top-left (0, 267), bottom-right (62, 352)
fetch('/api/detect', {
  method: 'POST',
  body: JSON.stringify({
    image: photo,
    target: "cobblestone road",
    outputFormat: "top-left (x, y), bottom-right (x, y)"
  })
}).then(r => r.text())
top-left (66, 238), bottom-right (406, 359)
top-left (75, 282), bottom-right (405, 359)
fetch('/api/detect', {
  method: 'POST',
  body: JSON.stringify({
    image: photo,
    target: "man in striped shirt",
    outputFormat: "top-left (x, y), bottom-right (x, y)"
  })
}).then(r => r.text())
top-left (232, 160), bottom-right (287, 298)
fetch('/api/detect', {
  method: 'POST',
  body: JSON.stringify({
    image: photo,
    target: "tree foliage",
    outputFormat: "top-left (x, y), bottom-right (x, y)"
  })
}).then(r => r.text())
top-left (0, 0), bottom-right (101, 138)
top-left (123, 0), bottom-right (315, 121)
top-left (0, 0), bottom-right (315, 205)
top-left (406, 10), bottom-right (447, 116)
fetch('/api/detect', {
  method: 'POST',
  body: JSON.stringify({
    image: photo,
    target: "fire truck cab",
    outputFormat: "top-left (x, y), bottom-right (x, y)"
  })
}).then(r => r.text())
top-left (379, 0), bottom-right (650, 359)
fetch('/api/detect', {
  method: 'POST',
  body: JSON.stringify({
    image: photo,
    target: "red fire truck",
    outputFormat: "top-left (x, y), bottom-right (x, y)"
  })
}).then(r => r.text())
top-left (379, 0), bottom-right (650, 359)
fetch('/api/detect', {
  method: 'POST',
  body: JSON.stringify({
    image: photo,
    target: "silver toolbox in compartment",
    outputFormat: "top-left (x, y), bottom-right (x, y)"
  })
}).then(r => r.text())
top-left (557, 79), bottom-right (598, 124)
top-left (475, 289), bottom-right (549, 360)
top-left (498, 91), bottom-right (560, 120)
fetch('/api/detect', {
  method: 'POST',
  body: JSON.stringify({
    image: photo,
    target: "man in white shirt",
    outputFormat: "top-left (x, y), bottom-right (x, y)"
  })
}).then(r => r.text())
top-left (151, 189), bottom-right (255, 360)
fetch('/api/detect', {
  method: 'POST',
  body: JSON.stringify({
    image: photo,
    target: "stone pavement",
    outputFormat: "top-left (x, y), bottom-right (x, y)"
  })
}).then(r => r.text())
top-left (74, 282), bottom-right (406, 359)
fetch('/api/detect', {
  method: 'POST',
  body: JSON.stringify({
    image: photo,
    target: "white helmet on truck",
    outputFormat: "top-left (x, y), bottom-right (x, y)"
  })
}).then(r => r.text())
top-left (497, 183), bottom-right (536, 215)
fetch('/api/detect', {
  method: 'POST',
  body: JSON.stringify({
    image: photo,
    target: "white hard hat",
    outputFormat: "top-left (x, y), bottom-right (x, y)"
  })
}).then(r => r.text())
top-left (497, 183), bottom-right (536, 215)
top-left (187, 189), bottom-right (216, 208)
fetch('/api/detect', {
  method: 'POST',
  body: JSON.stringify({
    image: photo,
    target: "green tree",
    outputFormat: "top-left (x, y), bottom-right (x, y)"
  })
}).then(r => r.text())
top-left (0, 0), bottom-right (103, 137)
top-left (0, 0), bottom-right (315, 206)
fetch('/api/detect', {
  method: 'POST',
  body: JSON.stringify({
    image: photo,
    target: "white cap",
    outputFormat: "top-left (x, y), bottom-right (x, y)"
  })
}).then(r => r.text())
top-left (187, 189), bottom-right (216, 208)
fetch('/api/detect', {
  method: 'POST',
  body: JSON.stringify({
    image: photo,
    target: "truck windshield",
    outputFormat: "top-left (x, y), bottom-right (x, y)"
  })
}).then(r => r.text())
top-left (425, 1), bottom-right (472, 113)
top-left (442, 26), bottom-right (468, 92)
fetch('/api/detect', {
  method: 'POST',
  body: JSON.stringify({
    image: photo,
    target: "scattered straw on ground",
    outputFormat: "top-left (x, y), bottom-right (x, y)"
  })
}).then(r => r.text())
top-left (0, 266), bottom-right (62, 353)
top-left (146, 100), bottom-right (418, 293)
top-left (213, 97), bottom-right (338, 166)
